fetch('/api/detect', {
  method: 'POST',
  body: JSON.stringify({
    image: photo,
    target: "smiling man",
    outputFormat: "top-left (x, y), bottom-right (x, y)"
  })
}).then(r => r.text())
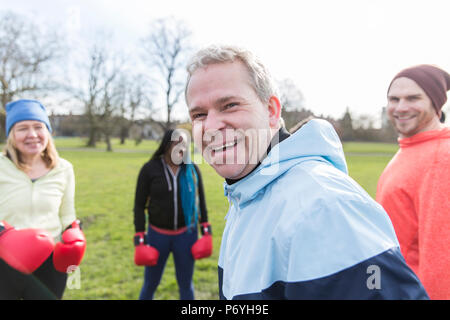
top-left (185, 45), bottom-right (428, 300)
top-left (186, 53), bottom-right (281, 180)
top-left (377, 64), bottom-right (450, 300)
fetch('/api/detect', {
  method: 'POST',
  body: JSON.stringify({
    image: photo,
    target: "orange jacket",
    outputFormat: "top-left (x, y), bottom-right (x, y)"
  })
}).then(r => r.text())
top-left (377, 127), bottom-right (450, 299)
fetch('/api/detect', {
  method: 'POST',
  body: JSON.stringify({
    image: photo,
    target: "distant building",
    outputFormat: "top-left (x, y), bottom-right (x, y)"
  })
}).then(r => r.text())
top-left (49, 113), bottom-right (86, 137)
top-left (49, 113), bottom-right (166, 140)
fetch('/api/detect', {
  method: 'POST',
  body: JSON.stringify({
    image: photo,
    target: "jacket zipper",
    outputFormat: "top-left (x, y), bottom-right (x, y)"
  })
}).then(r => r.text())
top-left (173, 172), bottom-right (178, 229)
top-left (223, 193), bottom-right (241, 297)
top-left (161, 159), bottom-right (180, 230)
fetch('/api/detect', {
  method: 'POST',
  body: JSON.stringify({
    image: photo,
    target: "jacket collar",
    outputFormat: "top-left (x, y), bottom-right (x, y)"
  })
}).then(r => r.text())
top-left (224, 119), bottom-right (348, 207)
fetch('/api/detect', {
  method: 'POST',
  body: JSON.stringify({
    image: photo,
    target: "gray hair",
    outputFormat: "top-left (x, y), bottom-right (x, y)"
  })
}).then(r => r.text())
top-left (185, 44), bottom-right (279, 104)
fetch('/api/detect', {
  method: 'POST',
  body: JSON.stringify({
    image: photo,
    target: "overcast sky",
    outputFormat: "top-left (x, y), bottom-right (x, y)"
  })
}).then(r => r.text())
top-left (1, 0), bottom-right (449, 124)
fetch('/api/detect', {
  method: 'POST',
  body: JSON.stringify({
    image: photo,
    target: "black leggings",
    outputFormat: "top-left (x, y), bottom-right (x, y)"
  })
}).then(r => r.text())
top-left (0, 253), bottom-right (67, 300)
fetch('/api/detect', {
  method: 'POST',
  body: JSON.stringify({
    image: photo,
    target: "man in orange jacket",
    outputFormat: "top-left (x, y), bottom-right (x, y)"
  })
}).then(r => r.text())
top-left (377, 64), bottom-right (450, 299)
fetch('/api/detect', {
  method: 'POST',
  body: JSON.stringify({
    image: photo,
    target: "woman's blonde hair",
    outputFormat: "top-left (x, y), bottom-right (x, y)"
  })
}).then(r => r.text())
top-left (3, 126), bottom-right (59, 171)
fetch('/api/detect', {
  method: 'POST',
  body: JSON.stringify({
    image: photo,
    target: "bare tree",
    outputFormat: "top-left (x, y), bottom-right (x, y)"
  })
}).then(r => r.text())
top-left (339, 107), bottom-right (355, 141)
top-left (353, 113), bottom-right (375, 130)
top-left (141, 17), bottom-right (192, 129)
top-left (277, 78), bottom-right (313, 130)
top-left (0, 11), bottom-right (63, 140)
top-left (115, 73), bottom-right (152, 144)
top-left (99, 75), bottom-right (116, 152)
top-left (70, 45), bottom-right (121, 149)
top-left (278, 78), bottom-right (305, 112)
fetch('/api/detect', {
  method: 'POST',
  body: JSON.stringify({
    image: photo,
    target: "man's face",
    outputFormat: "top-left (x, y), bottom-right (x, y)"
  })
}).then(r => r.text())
top-left (387, 77), bottom-right (440, 138)
top-left (186, 61), bottom-right (280, 179)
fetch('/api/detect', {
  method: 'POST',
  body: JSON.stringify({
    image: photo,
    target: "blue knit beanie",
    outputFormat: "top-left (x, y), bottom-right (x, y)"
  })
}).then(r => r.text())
top-left (5, 99), bottom-right (52, 136)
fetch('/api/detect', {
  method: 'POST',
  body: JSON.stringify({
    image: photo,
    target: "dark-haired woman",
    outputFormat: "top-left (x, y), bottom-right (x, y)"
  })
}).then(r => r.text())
top-left (133, 129), bottom-right (212, 300)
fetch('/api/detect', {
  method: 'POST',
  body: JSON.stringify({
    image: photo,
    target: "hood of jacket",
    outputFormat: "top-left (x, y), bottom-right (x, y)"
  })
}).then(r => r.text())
top-left (223, 119), bottom-right (348, 206)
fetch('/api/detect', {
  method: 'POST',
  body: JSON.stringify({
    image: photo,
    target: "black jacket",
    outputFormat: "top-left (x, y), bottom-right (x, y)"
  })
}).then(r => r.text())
top-left (133, 157), bottom-right (208, 232)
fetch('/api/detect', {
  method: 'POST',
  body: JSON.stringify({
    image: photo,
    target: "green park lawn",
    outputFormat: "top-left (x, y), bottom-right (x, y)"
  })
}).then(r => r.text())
top-left (55, 138), bottom-right (227, 300)
top-left (1, 137), bottom-right (398, 300)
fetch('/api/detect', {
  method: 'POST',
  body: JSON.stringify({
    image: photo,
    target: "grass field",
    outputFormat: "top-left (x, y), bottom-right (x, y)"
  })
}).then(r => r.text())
top-left (343, 142), bottom-right (398, 196)
top-left (55, 138), bottom-right (228, 300)
top-left (1, 137), bottom-right (398, 300)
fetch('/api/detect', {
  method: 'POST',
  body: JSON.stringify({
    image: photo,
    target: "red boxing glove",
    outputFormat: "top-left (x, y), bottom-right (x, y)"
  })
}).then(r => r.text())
top-left (0, 221), bottom-right (54, 274)
top-left (53, 220), bottom-right (86, 273)
top-left (191, 222), bottom-right (213, 260)
top-left (134, 232), bottom-right (159, 266)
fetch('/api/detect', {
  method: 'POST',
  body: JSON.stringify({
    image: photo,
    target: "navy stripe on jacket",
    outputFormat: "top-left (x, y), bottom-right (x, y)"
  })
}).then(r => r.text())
top-left (219, 247), bottom-right (428, 300)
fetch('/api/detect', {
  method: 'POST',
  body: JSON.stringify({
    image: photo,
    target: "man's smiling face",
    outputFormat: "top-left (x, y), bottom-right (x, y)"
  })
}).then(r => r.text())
top-left (186, 60), bottom-right (279, 179)
top-left (387, 77), bottom-right (440, 138)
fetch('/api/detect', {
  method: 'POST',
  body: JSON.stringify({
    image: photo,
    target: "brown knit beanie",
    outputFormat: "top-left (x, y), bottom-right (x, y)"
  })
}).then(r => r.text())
top-left (388, 64), bottom-right (450, 117)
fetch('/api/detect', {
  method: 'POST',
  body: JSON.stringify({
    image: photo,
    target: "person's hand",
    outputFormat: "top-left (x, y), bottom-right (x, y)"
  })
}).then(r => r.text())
top-left (0, 220), bottom-right (54, 274)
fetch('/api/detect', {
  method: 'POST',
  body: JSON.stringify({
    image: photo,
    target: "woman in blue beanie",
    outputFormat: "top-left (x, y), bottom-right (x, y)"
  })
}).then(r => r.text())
top-left (0, 99), bottom-right (83, 300)
top-left (133, 128), bottom-right (212, 300)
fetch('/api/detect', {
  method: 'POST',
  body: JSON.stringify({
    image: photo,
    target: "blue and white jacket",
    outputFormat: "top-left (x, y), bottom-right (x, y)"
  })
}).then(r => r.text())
top-left (218, 119), bottom-right (428, 300)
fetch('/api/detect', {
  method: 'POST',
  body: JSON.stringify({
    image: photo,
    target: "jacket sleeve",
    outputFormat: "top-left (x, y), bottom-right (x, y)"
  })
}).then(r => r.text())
top-left (283, 198), bottom-right (429, 300)
top-left (416, 156), bottom-right (450, 299)
top-left (282, 247), bottom-right (429, 300)
top-left (229, 246), bottom-right (429, 300)
top-left (194, 164), bottom-right (208, 224)
top-left (133, 163), bottom-right (151, 233)
top-left (59, 162), bottom-right (77, 230)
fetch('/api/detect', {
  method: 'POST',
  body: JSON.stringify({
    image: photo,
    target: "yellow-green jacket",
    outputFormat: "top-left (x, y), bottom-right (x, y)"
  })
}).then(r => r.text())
top-left (0, 154), bottom-right (76, 241)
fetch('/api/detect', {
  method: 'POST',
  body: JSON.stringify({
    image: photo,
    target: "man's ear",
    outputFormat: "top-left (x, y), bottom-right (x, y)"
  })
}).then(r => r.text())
top-left (267, 96), bottom-right (282, 128)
